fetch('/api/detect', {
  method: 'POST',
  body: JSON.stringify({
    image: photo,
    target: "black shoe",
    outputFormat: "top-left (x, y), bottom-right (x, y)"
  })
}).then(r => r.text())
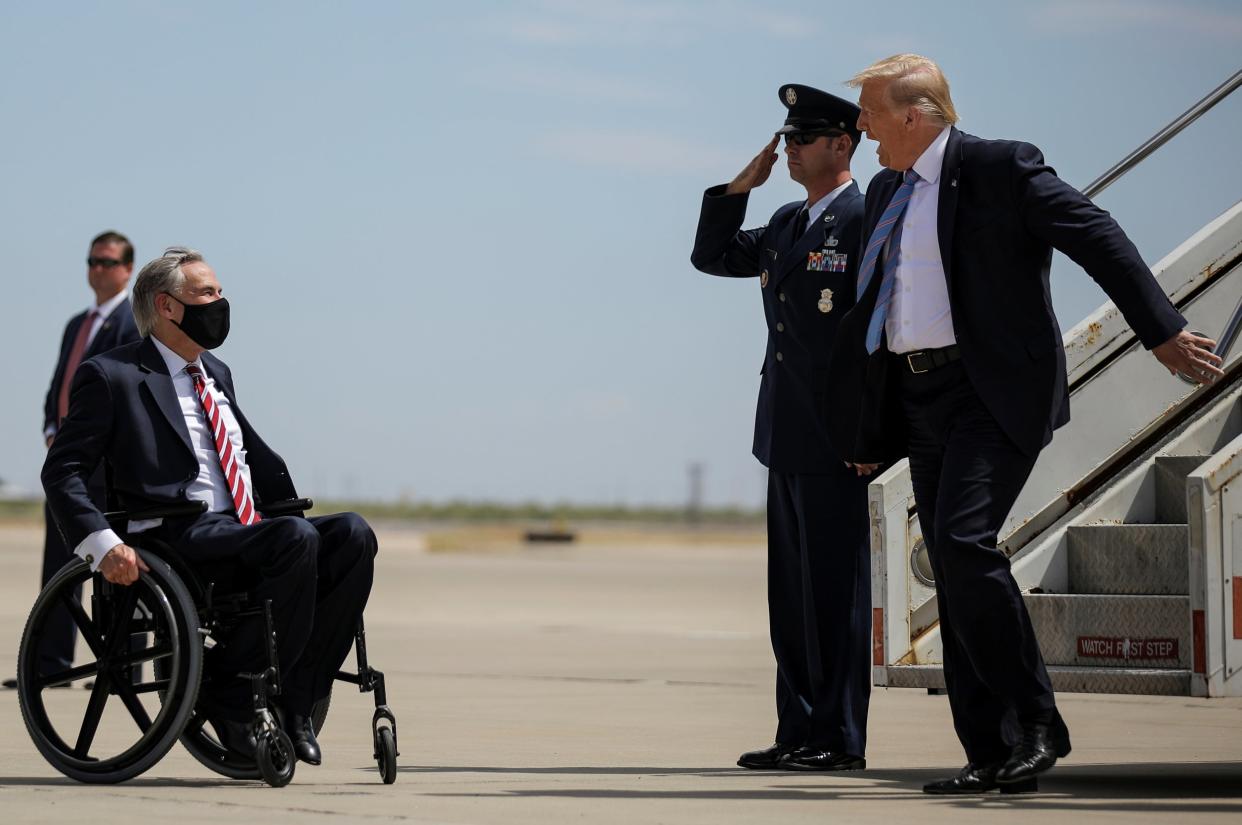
top-left (923, 762), bottom-right (1038, 794)
top-left (286, 714), bottom-right (322, 765)
top-left (737, 743), bottom-right (798, 769)
top-left (996, 713), bottom-right (1071, 784)
top-left (211, 717), bottom-right (257, 757)
top-left (779, 747), bottom-right (866, 771)
top-left (3, 677), bottom-right (73, 689)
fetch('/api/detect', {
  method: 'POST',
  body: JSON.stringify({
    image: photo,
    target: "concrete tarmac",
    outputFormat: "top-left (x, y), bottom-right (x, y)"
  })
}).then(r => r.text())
top-left (0, 522), bottom-right (1239, 824)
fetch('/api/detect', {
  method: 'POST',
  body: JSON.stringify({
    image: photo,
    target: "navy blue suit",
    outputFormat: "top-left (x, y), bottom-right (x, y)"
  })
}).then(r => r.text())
top-left (35, 299), bottom-right (140, 674)
top-left (827, 129), bottom-right (1184, 764)
top-left (42, 338), bottom-right (376, 717)
top-left (691, 182), bottom-right (871, 755)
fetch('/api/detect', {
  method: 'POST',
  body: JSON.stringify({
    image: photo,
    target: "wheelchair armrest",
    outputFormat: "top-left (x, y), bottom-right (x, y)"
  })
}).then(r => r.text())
top-left (104, 499), bottom-right (209, 525)
top-left (258, 497), bottom-right (314, 518)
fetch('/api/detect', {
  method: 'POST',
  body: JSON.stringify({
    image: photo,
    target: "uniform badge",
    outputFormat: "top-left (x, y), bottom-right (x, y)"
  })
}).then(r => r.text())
top-left (823, 237), bottom-right (838, 248)
top-left (785, 88), bottom-right (797, 105)
top-left (818, 288), bottom-right (834, 314)
top-left (760, 269), bottom-right (769, 288)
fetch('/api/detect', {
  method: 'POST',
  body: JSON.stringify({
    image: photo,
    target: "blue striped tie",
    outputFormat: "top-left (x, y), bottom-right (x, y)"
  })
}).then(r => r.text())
top-left (859, 169), bottom-right (921, 353)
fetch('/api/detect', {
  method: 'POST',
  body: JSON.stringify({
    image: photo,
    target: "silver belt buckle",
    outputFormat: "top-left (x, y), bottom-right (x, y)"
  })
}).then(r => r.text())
top-left (907, 352), bottom-right (930, 374)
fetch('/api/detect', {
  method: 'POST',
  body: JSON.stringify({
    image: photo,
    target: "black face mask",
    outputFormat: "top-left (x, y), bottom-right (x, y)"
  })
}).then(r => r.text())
top-left (167, 294), bottom-right (230, 349)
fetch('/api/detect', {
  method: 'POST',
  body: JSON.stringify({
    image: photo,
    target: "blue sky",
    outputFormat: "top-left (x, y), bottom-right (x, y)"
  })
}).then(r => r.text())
top-left (2, 1), bottom-right (1239, 506)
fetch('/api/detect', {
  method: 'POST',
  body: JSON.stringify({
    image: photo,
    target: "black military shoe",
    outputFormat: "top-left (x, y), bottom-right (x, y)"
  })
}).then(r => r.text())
top-left (211, 717), bottom-right (257, 757)
top-left (737, 743), bottom-right (798, 769)
top-left (779, 747), bottom-right (866, 771)
top-left (923, 762), bottom-right (1038, 794)
top-left (286, 714), bottom-right (322, 765)
top-left (996, 714), bottom-right (1071, 785)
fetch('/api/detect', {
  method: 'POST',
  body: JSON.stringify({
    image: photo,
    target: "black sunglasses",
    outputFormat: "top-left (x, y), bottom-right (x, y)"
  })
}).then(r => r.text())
top-left (87, 257), bottom-right (124, 268)
top-left (784, 130), bottom-right (845, 146)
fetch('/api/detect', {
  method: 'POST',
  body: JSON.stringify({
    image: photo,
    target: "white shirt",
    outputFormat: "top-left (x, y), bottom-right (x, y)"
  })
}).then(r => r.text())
top-left (885, 126), bottom-right (957, 353)
top-left (798, 179), bottom-right (855, 236)
top-left (73, 337), bottom-right (255, 570)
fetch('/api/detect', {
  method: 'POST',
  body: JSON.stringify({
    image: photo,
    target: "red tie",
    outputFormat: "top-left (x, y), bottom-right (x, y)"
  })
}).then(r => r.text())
top-left (184, 364), bottom-right (262, 525)
top-left (57, 310), bottom-right (98, 423)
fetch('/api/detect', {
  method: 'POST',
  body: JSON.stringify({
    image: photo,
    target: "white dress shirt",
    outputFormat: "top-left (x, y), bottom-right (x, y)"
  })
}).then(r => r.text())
top-left (73, 337), bottom-right (255, 570)
top-left (797, 178), bottom-right (855, 237)
top-left (885, 126), bottom-right (957, 353)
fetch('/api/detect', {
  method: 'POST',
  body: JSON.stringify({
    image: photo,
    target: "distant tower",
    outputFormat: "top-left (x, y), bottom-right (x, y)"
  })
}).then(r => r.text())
top-left (687, 462), bottom-right (704, 524)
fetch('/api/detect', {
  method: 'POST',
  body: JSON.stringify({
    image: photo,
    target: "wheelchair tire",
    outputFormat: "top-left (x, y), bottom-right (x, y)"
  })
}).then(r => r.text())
top-left (176, 710), bottom-right (263, 780)
top-left (376, 725), bottom-right (397, 784)
top-left (17, 552), bottom-right (202, 784)
top-left (256, 728), bottom-right (296, 787)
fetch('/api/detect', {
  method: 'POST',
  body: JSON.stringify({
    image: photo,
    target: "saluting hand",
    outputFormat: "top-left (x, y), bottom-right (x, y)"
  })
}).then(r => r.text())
top-left (1152, 330), bottom-right (1225, 384)
top-left (98, 543), bottom-right (149, 586)
top-left (726, 136), bottom-right (780, 195)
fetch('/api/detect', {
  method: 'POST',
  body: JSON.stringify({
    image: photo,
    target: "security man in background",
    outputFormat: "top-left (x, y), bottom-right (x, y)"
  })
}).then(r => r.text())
top-left (4, 231), bottom-right (140, 690)
top-left (690, 85), bottom-right (871, 772)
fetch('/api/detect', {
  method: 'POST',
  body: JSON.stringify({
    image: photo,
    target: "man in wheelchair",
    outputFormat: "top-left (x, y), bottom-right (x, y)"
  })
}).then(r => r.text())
top-left (41, 246), bottom-right (377, 769)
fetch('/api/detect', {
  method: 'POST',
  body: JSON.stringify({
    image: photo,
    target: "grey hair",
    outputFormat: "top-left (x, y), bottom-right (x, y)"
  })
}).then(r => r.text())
top-left (132, 246), bottom-right (203, 336)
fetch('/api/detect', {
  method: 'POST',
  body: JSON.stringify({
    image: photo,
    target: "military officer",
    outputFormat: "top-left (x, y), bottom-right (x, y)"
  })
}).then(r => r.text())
top-left (690, 84), bottom-right (871, 771)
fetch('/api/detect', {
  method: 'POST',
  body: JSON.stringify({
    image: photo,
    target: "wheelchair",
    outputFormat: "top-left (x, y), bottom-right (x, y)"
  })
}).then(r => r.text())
top-left (16, 498), bottom-right (398, 787)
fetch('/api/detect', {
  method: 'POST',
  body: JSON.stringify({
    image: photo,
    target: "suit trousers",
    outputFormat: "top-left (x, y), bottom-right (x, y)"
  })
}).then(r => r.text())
top-left (170, 511), bottom-right (377, 720)
top-left (767, 468), bottom-right (871, 755)
top-left (38, 502), bottom-right (78, 674)
top-left (898, 360), bottom-right (1057, 764)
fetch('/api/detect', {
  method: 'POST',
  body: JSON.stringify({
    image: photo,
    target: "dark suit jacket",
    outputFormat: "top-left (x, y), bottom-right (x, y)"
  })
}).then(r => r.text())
top-left (826, 128), bottom-right (1185, 463)
top-left (42, 337), bottom-right (298, 552)
top-left (691, 181), bottom-right (865, 473)
top-left (44, 297), bottom-right (141, 433)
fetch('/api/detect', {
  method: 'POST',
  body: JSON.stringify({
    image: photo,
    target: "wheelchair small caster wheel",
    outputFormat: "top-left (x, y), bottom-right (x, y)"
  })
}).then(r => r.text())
top-left (256, 728), bottom-right (296, 787)
top-left (376, 726), bottom-right (397, 784)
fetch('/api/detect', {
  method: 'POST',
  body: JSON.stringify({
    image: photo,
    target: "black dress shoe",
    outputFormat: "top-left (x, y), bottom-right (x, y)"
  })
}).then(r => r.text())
top-left (996, 714), bottom-right (1071, 784)
top-left (286, 714), bottom-right (322, 765)
top-left (211, 718), bottom-right (257, 757)
top-left (737, 743), bottom-right (798, 769)
top-left (779, 747), bottom-right (866, 771)
top-left (2, 677), bottom-right (72, 689)
top-left (923, 762), bottom-right (1038, 794)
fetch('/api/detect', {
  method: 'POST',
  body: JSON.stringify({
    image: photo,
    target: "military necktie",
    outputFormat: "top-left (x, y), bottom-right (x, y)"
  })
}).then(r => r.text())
top-left (792, 205), bottom-right (809, 238)
top-left (859, 169), bottom-right (921, 353)
top-left (185, 364), bottom-right (261, 525)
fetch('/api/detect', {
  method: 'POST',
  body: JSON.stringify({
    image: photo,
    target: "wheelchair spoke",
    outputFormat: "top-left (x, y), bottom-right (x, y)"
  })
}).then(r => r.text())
top-left (127, 679), bottom-right (170, 695)
top-left (37, 661), bottom-right (100, 688)
top-left (74, 676), bottom-right (111, 758)
top-left (103, 586), bottom-right (140, 659)
top-left (61, 593), bottom-right (106, 659)
top-left (113, 643), bottom-right (172, 668)
top-left (113, 679), bottom-right (153, 734)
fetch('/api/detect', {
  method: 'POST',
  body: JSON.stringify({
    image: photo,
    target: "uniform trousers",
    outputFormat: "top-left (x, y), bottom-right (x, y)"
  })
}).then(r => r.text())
top-left (767, 467), bottom-right (870, 756)
top-left (898, 359), bottom-right (1058, 765)
top-left (168, 511), bottom-right (377, 720)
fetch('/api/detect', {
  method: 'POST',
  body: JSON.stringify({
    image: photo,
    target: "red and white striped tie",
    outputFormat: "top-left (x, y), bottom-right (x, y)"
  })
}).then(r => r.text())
top-left (185, 364), bottom-right (261, 525)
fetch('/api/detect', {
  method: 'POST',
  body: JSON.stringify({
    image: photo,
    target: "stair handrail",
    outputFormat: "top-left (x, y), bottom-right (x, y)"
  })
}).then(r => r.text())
top-left (1083, 69), bottom-right (1241, 199)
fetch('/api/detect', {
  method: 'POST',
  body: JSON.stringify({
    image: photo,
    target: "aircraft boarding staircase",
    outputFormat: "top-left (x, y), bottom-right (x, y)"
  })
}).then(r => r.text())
top-left (871, 70), bottom-right (1242, 699)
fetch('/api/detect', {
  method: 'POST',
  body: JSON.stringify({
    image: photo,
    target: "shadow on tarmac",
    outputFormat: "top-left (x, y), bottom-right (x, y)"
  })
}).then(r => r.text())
top-left (409, 761), bottom-right (1242, 813)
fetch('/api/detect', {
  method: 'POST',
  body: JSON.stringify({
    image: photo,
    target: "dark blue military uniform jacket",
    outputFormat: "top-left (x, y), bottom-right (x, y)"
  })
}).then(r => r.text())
top-left (691, 181), bottom-right (865, 474)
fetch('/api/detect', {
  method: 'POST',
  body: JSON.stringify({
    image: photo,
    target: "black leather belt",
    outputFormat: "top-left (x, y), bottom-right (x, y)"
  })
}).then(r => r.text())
top-left (895, 344), bottom-right (961, 374)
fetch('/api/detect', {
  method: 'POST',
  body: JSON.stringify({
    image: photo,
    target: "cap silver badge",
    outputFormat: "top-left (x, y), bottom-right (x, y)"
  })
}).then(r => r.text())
top-left (785, 88), bottom-right (797, 105)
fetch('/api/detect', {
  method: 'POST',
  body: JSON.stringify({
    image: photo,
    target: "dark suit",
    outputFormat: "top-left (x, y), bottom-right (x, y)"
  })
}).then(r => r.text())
top-left (36, 299), bottom-right (140, 674)
top-left (827, 128), bottom-right (1184, 764)
top-left (691, 182), bottom-right (871, 755)
top-left (42, 338), bottom-right (376, 718)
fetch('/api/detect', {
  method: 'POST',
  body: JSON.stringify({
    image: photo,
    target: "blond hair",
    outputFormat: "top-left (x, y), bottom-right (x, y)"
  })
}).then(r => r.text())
top-left (847, 54), bottom-right (959, 126)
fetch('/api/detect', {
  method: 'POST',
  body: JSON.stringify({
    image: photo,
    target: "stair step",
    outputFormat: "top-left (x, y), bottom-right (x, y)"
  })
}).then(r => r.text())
top-left (1066, 524), bottom-right (1189, 595)
top-left (1026, 593), bottom-right (1190, 668)
top-left (887, 664), bottom-right (1191, 696)
top-left (1153, 455), bottom-right (1208, 524)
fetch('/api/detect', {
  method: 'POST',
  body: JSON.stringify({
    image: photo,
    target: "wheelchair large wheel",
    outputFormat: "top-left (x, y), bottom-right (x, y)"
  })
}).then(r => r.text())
top-left (17, 551), bottom-right (202, 783)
